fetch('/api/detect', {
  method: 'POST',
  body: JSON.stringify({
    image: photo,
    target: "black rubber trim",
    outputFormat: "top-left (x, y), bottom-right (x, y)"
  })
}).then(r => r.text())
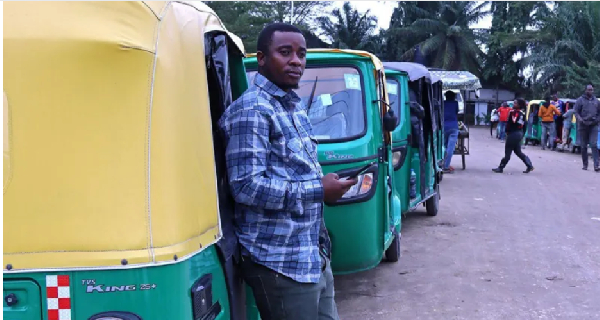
top-left (326, 164), bottom-right (379, 207)
top-left (320, 154), bottom-right (379, 166)
top-left (392, 145), bottom-right (408, 171)
top-left (89, 312), bottom-right (142, 320)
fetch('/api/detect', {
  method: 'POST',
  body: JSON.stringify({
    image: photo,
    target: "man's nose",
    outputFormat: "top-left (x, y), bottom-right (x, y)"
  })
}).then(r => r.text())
top-left (289, 53), bottom-right (302, 66)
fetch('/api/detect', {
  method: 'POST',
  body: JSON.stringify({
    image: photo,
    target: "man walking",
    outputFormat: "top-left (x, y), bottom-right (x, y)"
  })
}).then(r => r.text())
top-left (574, 84), bottom-right (600, 171)
top-left (538, 100), bottom-right (561, 150)
top-left (443, 90), bottom-right (459, 173)
top-left (219, 23), bottom-right (358, 320)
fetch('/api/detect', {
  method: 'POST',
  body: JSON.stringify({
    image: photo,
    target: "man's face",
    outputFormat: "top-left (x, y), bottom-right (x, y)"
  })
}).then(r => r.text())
top-left (585, 85), bottom-right (594, 97)
top-left (552, 95), bottom-right (558, 101)
top-left (257, 31), bottom-right (306, 91)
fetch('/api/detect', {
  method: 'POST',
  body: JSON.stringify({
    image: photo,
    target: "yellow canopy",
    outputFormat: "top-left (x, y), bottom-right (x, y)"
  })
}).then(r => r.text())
top-left (3, 1), bottom-right (242, 271)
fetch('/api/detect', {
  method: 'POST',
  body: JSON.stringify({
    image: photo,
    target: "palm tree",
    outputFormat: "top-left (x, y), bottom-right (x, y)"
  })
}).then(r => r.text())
top-left (316, 2), bottom-right (379, 52)
top-left (392, 1), bottom-right (490, 75)
top-left (512, 1), bottom-right (600, 97)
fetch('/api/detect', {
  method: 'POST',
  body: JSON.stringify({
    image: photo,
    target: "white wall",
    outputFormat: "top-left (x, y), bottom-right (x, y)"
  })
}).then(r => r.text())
top-left (468, 89), bottom-right (515, 102)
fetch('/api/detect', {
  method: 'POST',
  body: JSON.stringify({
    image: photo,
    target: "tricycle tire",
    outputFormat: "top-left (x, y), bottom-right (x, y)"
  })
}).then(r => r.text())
top-left (426, 185), bottom-right (440, 216)
top-left (385, 229), bottom-right (401, 262)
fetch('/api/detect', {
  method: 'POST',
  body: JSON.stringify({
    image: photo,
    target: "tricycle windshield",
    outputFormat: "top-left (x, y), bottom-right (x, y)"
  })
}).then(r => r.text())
top-left (247, 67), bottom-right (366, 142)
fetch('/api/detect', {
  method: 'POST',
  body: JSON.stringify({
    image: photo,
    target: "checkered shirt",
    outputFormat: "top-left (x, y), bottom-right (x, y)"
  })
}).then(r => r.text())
top-left (219, 73), bottom-right (326, 283)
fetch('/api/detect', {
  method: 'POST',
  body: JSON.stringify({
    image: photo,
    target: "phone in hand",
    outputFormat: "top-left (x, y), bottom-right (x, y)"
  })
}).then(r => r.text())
top-left (345, 161), bottom-right (376, 180)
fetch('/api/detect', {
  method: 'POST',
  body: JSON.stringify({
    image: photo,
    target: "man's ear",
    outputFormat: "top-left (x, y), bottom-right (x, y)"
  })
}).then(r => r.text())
top-left (257, 51), bottom-right (266, 68)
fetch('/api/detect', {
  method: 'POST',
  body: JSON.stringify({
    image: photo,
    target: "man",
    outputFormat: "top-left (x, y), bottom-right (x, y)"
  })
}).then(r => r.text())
top-left (538, 100), bottom-right (561, 150)
top-left (551, 94), bottom-right (566, 114)
top-left (574, 84), bottom-right (600, 171)
top-left (497, 102), bottom-right (511, 141)
top-left (490, 107), bottom-right (499, 138)
top-left (219, 23), bottom-right (358, 320)
top-left (443, 90), bottom-right (459, 173)
top-left (560, 104), bottom-right (576, 151)
top-left (551, 94), bottom-right (565, 145)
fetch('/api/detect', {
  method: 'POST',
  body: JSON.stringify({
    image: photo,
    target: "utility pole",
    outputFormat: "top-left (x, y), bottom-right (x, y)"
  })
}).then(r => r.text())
top-left (290, 1), bottom-right (294, 24)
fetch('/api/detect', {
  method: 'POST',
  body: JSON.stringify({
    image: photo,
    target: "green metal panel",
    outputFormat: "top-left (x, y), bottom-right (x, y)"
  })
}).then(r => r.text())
top-left (3, 279), bottom-right (42, 320)
top-left (2, 246), bottom-right (258, 320)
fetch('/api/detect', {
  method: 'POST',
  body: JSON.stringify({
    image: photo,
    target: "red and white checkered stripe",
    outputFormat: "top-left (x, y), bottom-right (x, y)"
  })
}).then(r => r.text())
top-left (46, 275), bottom-right (71, 320)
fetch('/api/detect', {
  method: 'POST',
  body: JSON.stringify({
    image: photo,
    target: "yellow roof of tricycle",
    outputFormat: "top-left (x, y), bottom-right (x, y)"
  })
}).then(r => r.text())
top-left (4, 1), bottom-right (242, 272)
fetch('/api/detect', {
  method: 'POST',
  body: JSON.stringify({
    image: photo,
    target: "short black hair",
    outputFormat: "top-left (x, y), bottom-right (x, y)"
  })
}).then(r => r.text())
top-left (257, 23), bottom-right (303, 55)
top-left (444, 90), bottom-right (456, 100)
top-left (515, 98), bottom-right (527, 109)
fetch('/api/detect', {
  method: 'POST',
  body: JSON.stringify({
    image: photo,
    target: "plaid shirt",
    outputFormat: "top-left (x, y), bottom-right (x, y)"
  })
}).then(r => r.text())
top-left (219, 73), bottom-right (328, 283)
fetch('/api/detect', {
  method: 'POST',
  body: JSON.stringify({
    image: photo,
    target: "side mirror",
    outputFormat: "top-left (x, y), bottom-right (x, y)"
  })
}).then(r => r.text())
top-left (383, 109), bottom-right (398, 132)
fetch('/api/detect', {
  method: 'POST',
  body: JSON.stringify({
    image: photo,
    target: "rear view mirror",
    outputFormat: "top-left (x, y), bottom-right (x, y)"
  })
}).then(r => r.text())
top-left (383, 109), bottom-right (398, 132)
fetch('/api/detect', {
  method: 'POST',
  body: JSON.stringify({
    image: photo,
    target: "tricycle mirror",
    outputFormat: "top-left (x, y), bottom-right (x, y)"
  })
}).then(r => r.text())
top-left (383, 109), bottom-right (398, 132)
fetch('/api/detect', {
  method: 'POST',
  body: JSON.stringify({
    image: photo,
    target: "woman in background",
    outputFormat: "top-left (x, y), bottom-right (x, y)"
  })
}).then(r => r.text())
top-left (492, 98), bottom-right (534, 174)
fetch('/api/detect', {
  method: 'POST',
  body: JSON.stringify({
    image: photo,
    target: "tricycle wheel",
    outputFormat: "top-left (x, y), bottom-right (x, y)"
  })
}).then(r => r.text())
top-left (426, 185), bottom-right (440, 216)
top-left (385, 229), bottom-right (401, 262)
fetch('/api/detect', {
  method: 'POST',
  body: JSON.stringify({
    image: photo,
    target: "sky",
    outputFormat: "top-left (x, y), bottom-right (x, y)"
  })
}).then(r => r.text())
top-left (333, 1), bottom-right (493, 30)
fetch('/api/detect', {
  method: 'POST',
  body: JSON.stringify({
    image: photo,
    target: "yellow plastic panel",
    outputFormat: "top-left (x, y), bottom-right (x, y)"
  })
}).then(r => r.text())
top-left (149, 2), bottom-right (220, 262)
top-left (3, 1), bottom-right (160, 269)
top-left (3, 1), bottom-right (243, 270)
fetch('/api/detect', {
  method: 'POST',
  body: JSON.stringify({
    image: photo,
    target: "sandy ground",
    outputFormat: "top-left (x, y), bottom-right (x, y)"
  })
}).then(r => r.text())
top-left (334, 127), bottom-right (600, 320)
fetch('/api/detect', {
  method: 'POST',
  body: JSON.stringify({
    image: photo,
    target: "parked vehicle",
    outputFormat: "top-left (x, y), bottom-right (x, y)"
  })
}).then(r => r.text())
top-left (525, 100), bottom-right (544, 146)
top-left (245, 49), bottom-right (402, 275)
top-left (3, 2), bottom-right (260, 319)
top-left (384, 62), bottom-right (443, 219)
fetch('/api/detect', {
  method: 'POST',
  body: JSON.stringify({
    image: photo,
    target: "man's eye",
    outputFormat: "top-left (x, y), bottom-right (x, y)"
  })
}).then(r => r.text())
top-left (298, 52), bottom-right (306, 59)
top-left (280, 50), bottom-right (290, 55)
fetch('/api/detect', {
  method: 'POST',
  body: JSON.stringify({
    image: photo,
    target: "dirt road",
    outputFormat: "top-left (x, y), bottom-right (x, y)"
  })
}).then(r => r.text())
top-left (335, 128), bottom-right (600, 320)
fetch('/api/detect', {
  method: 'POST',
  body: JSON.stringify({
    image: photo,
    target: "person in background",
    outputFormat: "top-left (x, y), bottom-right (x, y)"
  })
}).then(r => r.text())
top-left (490, 107), bottom-right (499, 138)
top-left (443, 90), bottom-right (459, 173)
top-left (538, 100), bottom-right (561, 150)
top-left (219, 23), bottom-right (357, 320)
top-left (574, 84), bottom-right (599, 171)
top-left (497, 102), bottom-right (511, 141)
top-left (551, 94), bottom-right (565, 146)
top-left (492, 98), bottom-right (534, 174)
top-left (560, 102), bottom-right (576, 151)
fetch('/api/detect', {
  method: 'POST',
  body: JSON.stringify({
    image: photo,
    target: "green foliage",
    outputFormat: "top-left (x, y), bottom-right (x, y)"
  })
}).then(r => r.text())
top-left (205, 0), bottom-right (598, 98)
top-left (204, 1), bottom-right (331, 53)
top-left (316, 2), bottom-right (380, 52)
top-left (385, 1), bottom-right (489, 75)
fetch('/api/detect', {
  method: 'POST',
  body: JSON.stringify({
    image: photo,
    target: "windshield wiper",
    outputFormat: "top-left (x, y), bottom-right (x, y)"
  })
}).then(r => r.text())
top-left (306, 76), bottom-right (319, 113)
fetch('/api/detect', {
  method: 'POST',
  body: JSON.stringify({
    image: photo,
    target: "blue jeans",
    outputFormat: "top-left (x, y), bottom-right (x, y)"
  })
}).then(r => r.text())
top-left (444, 127), bottom-right (459, 169)
top-left (498, 122), bottom-right (507, 140)
top-left (541, 122), bottom-right (556, 148)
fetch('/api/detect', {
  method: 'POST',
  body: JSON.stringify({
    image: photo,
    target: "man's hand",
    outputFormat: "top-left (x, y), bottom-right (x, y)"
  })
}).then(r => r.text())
top-left (322, 173), bottom-right (358, 205)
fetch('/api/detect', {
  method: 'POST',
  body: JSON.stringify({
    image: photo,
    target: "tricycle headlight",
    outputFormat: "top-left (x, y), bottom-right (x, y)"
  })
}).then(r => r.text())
top-left (392, 150), bottom-right (402, 167)
top-left (342, 173), bottom-right (373, 199)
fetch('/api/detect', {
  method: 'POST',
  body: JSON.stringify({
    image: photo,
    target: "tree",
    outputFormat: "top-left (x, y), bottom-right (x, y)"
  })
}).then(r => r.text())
top-left (316, 2), bottom-right (380, 52)
top-left (507, 1), bottom-right (600, 97)
top-left (481, 1), bottom-right (544, 94)
top-left (205, 1), bottom-right (332, 53)
top-left (389, 1), bottom-right (490, 75)
top-left (383, 2), bottom-right (441, 61)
